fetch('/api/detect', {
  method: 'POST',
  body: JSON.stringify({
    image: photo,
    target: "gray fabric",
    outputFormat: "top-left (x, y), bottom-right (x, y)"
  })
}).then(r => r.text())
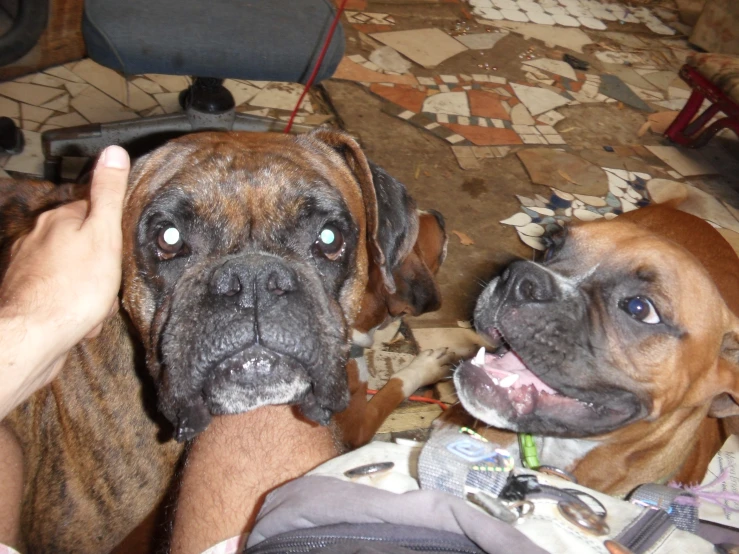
top-left (247, 475), bottom-right (549, 554)
top-left (82, 0), bottom-right (344, 82)
top-left (629, 483), bottom-right (699, 533)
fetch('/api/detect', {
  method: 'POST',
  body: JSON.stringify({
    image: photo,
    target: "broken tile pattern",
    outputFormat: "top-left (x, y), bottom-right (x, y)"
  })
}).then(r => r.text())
top-left (345, 11), bottom-right (396, 26)
top-left (470, 0), bottom-right (675, 34)
top-left (365, 73), bottom-right (565, 145)
top-left (0, 60), bottom-right (326, 178)
top-left (501, 168), bottom-right (654, 249)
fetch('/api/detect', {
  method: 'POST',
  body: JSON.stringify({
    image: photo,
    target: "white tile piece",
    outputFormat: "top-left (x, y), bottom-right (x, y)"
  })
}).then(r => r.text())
top-left (492, 0), bottom-right (518, 9)
top-left (31, 73), bottom-right (66, 88)
top-left (574, 194), bottom-right (607, 207)
top-left (494, 87), bottom-right (511, 97)
top-left (454, 32), bottom-right (509, 50)
top-left (510, 82), bottom-right (569, 116)
top-left (469, 0), bottom-right (493, 6)
top-left (537, 125), bottom-right (557, 135)
top-left (668, 86), bottom-right (691, 100)
top-left (371, 28), bottom-right (468, 68)
top-left (474, 7), bottom-right (504, 20)
top-left (527, 11), bottom-right (555, 24)
top-left (510, 103), bottom-right (535, 125)
top-left (667, 170), bottom-right (682, 179)
top-left (348, 54), bottom-right (366, 64)
top-left (445, 134), bottom-right (466, 144)
top-left (71, 86), bottom-right (138, 123)
top-left (418, 77), bottom-right (436, 86)
top-left (131, 78), bottom-right (164, 94)
top-left (501, 101), bottom-right (511, 115)
top-left (544, 5), bottom-right (567, 15)
top-left (552, 188), bottom-right (575, 200)
top-left (537, 110), bottom-right (564, 126)
top-left (44, 65), bottom-right (86, 83)
top-left (0, 82), bottom-right (64, 107)
top-left (437, 114), bottom-right (449, 123)
top-left (529, 206), bottom-right (554, 216)
top-left (224, 80), bottom-right (260, 106)
top-left (153, 92), bottom-right (182, 114)
top-left (40, 94), bottom-right (70, 113)
top-left (491, 119), bottom-right (505, 128)
top-left (646, 22), bottom-right (675, 36)
top-left (423, 92), bottom-right (470, 117)
top-left (425, 122), bottom-right (440, 130)
top-left (578, 16), bottom-right (606, 29)
top-left (501, 9), bottom-right (529, 22)
top-left (20, 104), bottom-right (53, 123)
top-left (458, 116), bottom-right (470, 126)
top-left (22, 120), bottom-right (40, 131)
top-left (72, 59), bottom-right (157, 111)
top-left (513, 124), bottom-right (537, 134)
top-left (633, 172), bottom-right (652, 181)
top-left (545, 134), bottom-right (566, 144)
top-left (64, 82), bottom-right (89, 97)
top-left (517, 195), bottom-right (536, 207)
top-left (488, 75), bottom-right (507, 85)
top-left (472, 74), bottom-right (490, 83)
top-left (517, 230), bottom-right (546, 251)
top-left (552, 14), bottom-right (580, 26)
top-left (573, 209), bottom-right (604, 221)
top-left (605, 168), bottom-right (630, 181)
top-left (518, 222), bottom-right (546, 236)
top-left (523, 58), bottom-right (577, 80)
top-left (477, 118), bottom-right (488, 127)
top-left (655, 99), bottom-right (687, 111)
top-left (440, 75), bottom-right (459, 83)
top-left (4, 130), bottom-right (43, 176)
top-left (438, 84), bottom-right (451, 93)
top-left (620, 198), bottom-right (638, 212)
top-left (145, 74), bottom-right (191, 93)
top-left (46, 112), bottom-right (89, 127)
top-left (500, 212), bottom-right (532, 226)
top-left (476, 20), bottom-right (593, 53)
top-left (521, 134), bottom-right (546, 144)
top-left (519, 1), bottom-right (543, 12)
top-left (399, 110), bottom-right (415, 120)
top-left (0, 96), bottom-right (20, 119)
top-left (250, 83), bottom-right (312, 112)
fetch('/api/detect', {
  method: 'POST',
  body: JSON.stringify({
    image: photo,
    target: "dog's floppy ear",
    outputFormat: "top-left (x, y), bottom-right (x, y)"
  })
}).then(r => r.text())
top-left (308, 129), bottom-right (418, 293)
top-left (386, 209), bottom-right (447, 317)
top-left (708, 317), bottom-right (739, 418)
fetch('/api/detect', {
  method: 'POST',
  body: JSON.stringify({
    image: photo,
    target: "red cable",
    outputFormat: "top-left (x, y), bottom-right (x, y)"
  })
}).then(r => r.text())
top-left (284, 0), bottom-right (349, 134)
top-left (366, 389), bottom-right (449, 411)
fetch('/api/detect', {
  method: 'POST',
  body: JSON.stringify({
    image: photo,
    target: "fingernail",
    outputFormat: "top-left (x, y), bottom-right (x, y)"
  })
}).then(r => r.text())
top-left (97, 145), bottom-right (129, 169)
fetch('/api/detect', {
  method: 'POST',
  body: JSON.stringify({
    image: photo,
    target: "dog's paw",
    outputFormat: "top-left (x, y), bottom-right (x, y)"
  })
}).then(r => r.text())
top-left (397, 347), bottom-right (455, 389)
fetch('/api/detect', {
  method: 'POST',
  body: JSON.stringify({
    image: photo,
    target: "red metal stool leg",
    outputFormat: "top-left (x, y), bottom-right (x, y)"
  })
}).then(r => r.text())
top-left (665, 88), bottom-right (706, 145)
top-left (688, 116), bottom-right (739, 148)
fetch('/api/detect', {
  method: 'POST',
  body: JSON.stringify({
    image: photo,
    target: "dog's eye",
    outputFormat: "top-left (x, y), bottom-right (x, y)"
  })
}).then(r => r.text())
top-left (619, 296), bottom-right (661, 324)
top-left (157, 225), bottom-right (185, 260)
top-left (313, 224), bottom-right (345, 261)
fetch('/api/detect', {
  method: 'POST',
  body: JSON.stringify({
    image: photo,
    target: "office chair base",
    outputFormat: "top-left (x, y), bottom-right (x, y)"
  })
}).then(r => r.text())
top-left (41, 109), bottom-right (315, 182)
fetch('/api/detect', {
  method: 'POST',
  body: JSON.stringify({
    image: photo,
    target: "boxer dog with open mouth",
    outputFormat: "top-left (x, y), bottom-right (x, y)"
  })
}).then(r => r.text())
top-left (0, 130), bottom-right (447, 553)
top-left (453, 205), bottom-right (739, 495)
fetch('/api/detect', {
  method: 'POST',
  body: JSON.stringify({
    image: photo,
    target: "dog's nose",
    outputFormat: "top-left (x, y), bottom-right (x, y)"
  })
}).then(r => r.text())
top-left (500, 260), bottom-right (559, 304)
top-left (210, 256), bottom-right (298, 303)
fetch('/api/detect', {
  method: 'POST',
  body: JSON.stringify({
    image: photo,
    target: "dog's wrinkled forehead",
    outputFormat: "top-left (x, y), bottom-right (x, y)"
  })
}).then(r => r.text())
top-left (124, 132), bottom-right (366, 235)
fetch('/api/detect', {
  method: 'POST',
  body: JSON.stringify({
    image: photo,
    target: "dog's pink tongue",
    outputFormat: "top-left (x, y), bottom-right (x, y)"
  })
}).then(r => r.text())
top-left (483, 350), bottom-right (557, 394)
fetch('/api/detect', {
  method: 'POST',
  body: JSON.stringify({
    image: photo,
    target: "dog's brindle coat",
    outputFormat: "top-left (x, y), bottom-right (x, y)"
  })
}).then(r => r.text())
top-left (0, 130), bottom-right (421, 553)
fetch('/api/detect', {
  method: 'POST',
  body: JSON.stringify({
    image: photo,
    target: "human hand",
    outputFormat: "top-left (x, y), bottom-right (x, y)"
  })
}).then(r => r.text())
top-left (0, 145), bottom-right (130, 406)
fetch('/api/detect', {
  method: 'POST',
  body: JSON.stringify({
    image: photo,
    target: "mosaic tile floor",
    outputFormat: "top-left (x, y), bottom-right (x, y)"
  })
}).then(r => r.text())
top-left (1, 0), bottom-right (737, 262)
top-left (0, 59), bottom-right (329, 179)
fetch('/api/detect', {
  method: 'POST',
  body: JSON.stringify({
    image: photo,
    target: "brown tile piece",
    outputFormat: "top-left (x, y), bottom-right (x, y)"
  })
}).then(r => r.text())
top-left (468, 90), bottom-right (512, 120)
top-left (517, 148), bottom-right (608, 195)
top-left (369, 84), bottom-right (426, 113)
top-left (442, 123), bottom-right (522, 145)
top-left (334, 58), bottom-right (418, 85)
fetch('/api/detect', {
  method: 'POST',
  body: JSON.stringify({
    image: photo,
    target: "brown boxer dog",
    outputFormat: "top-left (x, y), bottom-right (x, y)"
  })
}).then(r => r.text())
top-left (453, 205), bottom-right (739, 495)
top-left (0, 130), bottom-right (436, 553)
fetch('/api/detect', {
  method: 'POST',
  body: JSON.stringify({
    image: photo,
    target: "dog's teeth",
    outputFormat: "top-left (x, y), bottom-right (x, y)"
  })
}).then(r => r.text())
top-left (472, 346), bottom-right (486, 367)
top-left (492, 378), bottom-right (499, 385)
top-left (499, 374), bottom-right (519, 388)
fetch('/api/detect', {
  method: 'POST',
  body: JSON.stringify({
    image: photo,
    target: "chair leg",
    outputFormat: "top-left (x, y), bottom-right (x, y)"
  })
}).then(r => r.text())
top-left (686, 116), bottom-right (739, 148)
top-left (665, 88), bottom-right (706, 145)
top-left (43, 156), bottom-right (62, 182)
